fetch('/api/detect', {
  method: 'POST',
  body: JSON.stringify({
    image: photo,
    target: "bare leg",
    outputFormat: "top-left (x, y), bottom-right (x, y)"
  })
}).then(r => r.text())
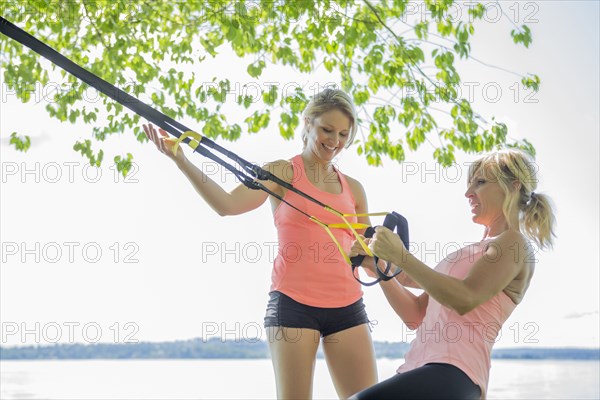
top-left (267, 326), bottom-right (321, 399)
top-left (322, 324), bottom-right (378, 399)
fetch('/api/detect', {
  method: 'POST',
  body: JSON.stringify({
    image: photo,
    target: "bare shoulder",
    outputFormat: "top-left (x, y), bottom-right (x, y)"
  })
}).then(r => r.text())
top-left (485, 229), bottom-right (530, 264)
top-left (344, 174), bottom-right (367, 198)
top-left (263, 159), bottom-right (293, 184)
top-left (344, 174), bottom-right (362, 187)
top-left (488, 230), bottom-right (535, 304)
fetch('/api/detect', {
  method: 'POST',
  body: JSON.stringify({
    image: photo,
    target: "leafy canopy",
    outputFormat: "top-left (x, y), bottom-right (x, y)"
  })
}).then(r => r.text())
top-left (1, 0), bottom-right (538, 173)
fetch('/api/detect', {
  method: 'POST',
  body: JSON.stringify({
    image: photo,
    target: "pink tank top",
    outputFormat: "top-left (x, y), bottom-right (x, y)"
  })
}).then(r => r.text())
top-left (397, 240), bottom-right (517, 398)
top-left (271, 155), bottom-right (363, 307)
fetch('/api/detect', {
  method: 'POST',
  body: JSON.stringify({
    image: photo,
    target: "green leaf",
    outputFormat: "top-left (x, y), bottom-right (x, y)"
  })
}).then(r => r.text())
top-left (114, 153), bottom-right (134, 177)
top-left (247, 60), bottom-right (266, 78)
top-left (511, 25), bottom-right (533, 48)
top-left (9, 132), bottom-right (31, 152)
top-left (522, 74), bottom-right (541, 91)
top-left (2, 0), bottom-right (536, 170)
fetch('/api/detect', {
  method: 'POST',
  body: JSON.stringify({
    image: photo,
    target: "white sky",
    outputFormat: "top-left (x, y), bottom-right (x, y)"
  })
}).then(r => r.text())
top-left (1, 1), bottom-right (598, 350)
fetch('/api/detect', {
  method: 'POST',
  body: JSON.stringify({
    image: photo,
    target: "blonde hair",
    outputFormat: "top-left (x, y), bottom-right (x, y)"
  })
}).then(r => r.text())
top-left (302, 88), bottom-right (358, 148)
top-left (468, 149), bottom-right (556, 249)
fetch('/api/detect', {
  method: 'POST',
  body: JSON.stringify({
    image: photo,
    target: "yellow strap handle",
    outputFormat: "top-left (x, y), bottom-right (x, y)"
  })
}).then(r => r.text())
top-left (347, 212), bottom-right (389, 217)
top-left (171, 130), bottom-right (204, 156)
top-left (327, 223), bottom-right (371, 229)
top-left (310, 217), bottom-right (353, 265)
top-left (324, 207), bottom-right (388, 258)
top-left (309, 210), bottom-right (392, 263)
top-left (326, 212), bottom-right (388, 230)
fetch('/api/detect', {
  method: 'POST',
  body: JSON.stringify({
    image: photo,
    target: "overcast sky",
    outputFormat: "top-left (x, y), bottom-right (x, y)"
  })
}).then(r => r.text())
top-left (1, 1), bottom-right (598, 350)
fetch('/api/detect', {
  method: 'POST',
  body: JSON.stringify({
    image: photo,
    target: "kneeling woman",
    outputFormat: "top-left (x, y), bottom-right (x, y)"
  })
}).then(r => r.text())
top-left (349, 149), bottom-right (556, 399)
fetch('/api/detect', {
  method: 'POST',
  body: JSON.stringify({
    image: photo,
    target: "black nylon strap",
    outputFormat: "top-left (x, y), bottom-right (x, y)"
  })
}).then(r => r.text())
top-left (1, 16), bottom-right (411, 287)
top-left (0, 16), bottom-right (190, 139)
top-left (351, 212), bottom-right (409, 286)
top-left (0, 16), bottom-right (339, 208)
top-left (0, 16), bottom-right (266, 189)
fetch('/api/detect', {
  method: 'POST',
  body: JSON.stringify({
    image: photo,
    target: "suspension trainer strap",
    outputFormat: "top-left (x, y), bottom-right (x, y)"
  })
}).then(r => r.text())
top-left (0, 16), bottom-right (404, 279)
top-left (351, 212), bottom-right (409, 286)
top-left (0, 16), bottom-right (363, 216)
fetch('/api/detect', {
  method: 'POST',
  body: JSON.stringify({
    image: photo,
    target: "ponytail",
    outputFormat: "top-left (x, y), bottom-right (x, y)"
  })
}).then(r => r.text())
top-left (522, 192), bottom-right (556, 249)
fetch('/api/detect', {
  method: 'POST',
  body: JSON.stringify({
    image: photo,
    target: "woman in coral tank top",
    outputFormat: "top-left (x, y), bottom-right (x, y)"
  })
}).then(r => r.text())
top-left (143, 89), bottom-right (377, 399)
top-left (350, 149), bottom-right (556, 399)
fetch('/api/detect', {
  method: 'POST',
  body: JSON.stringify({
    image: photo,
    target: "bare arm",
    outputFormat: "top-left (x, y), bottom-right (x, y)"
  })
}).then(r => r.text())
top-left (144, 124), bottom-right (285, 216)
top-left (345, 183), bottom-right (421, 289)
top-left (348, 249), bottom-right (429, 328)
top-left (345, 178), bottom-right (429, 328)
top-left (395, 267), bottom-right (421, 288)
top-left (345, 175), bottom-right (371, 234)
top-left (379, 276), bottom-right (429, 329)
top-left (371, 227), bottom-right (528, 315)
top-left (175, 157), bottom-right (287, 216)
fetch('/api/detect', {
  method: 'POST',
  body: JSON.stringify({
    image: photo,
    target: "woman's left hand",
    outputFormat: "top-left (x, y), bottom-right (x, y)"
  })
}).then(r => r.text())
top-left (369, 226), bottom-right (408, 264)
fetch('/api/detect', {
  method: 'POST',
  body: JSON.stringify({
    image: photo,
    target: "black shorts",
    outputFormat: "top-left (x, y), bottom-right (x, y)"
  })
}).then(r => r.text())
top-left (263, 291), bottom-right (370, 337)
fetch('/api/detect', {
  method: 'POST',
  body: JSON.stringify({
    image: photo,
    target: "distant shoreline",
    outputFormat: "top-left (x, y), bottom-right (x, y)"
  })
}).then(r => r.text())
top-left (1, 339), bottom-right (598, 360)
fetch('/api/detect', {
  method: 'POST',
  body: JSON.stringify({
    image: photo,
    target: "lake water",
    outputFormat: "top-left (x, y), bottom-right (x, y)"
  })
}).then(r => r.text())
top-left (1, 359), bottom-right (598, 399)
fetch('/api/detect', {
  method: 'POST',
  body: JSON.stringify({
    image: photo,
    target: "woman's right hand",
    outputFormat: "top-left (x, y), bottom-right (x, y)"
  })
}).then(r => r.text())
top-left (349, 235), bottom-right (371, 258)
top-left (143, 123), bottom-right (187, 165)
top-left (348, 235), bottom-right (386, 278)
top-left (349, 236), bottom-right (378, 277)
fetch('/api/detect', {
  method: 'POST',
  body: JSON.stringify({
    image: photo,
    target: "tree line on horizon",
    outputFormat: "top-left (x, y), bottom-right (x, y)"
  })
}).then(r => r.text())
top-left (1, 338), bottom-right (597, 360)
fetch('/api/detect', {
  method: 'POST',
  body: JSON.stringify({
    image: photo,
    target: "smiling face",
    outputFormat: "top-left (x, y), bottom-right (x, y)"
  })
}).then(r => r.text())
top-left (465, 170), bottom-right (508, 229)
top-left (302, 108), bottom-right (352, 162)
top-left (465, 149), bottom-right (550, 243)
